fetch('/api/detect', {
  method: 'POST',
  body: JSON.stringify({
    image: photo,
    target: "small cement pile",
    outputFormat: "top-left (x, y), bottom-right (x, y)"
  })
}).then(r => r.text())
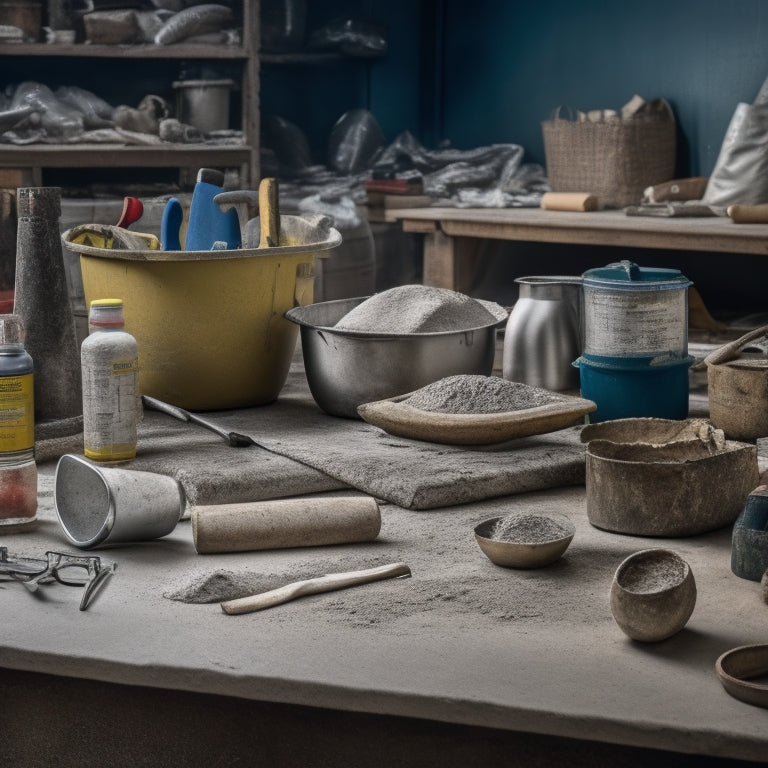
top-left (405, 375), bottom-right (559, 414)
top-left (619, 557), bottom-right (686, 593)
top-left (165, 570), bottom-right (267, 604)
top-left (491, 513), bottom-right (571, 544)
top-left (334, 285), bottom-right (504, 334)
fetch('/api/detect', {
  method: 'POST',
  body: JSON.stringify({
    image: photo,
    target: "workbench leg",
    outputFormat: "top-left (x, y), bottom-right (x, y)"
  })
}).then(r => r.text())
top-left (423, 230), bottom-right (486, 293)
top-left (422, 228), bottom-right (455, 289)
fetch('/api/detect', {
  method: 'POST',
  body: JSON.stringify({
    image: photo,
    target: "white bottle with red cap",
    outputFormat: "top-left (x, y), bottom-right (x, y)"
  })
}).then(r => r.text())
top-left (81, 299), bottom-right (139, 461)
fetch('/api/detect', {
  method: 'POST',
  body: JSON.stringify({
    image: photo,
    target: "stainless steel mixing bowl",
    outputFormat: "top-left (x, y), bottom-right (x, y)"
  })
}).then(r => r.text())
top-left (285, 296), bottom-right (508, 418)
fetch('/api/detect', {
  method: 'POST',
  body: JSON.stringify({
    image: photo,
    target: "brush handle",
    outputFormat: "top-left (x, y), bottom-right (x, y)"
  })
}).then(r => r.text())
top-left (727, 203), bottom-right (768, 223)
top-left (221, 562), bottom-right (411, 615)
top-left (259, 177), bottom-right (280, 247)
top-left (540, 192), bottom-right (598, 212)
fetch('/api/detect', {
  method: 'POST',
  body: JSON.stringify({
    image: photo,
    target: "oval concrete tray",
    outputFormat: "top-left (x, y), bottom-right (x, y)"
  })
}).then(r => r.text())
top-left (357, 391), bottom-right (597, 445)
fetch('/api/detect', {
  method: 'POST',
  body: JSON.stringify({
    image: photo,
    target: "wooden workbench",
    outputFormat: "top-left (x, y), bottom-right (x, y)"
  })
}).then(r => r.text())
top-left (387, 207), bottom-right (768, 290)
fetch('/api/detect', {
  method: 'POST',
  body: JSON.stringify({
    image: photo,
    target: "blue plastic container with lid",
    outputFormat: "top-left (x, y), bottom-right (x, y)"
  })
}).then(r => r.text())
top-left (576, 260), bottom-right (693, 422)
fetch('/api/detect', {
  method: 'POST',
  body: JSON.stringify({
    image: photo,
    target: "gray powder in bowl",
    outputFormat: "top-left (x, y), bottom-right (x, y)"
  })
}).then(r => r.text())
top-left (334, 285), bottom-right (504, 334)
top-left (404, 375), bottom-right (559, 414)
top-left (619, 554), bottom-right (687, 594)
top-left (490, 514), bottom-right (571, 544)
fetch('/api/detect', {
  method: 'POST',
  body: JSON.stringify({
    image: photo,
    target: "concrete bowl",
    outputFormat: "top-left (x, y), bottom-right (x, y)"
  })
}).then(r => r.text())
top-left (584, 435), bottom-right (758, 537)
top-left (285, 297), bottom-right (507, 419)
top-left (474, 512), bottom-right (575, 569)
top-left (610, 548), bottom-right (696, 642)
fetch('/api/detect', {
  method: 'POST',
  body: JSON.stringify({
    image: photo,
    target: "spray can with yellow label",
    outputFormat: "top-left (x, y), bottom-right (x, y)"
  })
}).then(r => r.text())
top-left (81, 299), bottom-right (139, 461)
top-left (0, 314), bottom-right (37, 531)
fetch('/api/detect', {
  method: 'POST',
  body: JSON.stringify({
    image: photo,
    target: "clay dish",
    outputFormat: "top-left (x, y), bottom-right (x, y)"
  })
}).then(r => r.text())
top-left (610, 549), bottom-right (696, 642)
top-left (716, 644), bottom-right (768, 709)
top-left (474, 512), bottom-right (575, 569)
top-left (359, 392), bottom-right (596, 446)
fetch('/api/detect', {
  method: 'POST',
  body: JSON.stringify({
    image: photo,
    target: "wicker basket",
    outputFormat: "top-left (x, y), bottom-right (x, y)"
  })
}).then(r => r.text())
top-left (542, 102), bottom-right (676, 208)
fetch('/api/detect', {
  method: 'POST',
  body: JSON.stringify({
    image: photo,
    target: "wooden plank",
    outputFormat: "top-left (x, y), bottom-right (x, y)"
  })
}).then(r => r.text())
top-left (402, 219), bottom-right (438, 234)
top-left (0, 144), bottom-right (251, 169)
top-left (393, 207), bottom-right (768, 256)
top-left (0, 167), bottom-right (35, 187)
top-left (422, 229), bottom-right (455, 288)
top-left (0, 43), bottom-right (247, 59)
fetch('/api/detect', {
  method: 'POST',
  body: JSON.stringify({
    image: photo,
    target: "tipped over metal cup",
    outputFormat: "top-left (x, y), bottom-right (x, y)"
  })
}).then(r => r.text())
top-left (54, 454), bottom-right (185, 549)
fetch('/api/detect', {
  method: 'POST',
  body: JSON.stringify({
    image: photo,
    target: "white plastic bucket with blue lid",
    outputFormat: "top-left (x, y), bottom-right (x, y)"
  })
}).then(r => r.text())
top-left (582, 260), bottom-right (691, 359)
top-left (577, 260), bottom-right (693, 422)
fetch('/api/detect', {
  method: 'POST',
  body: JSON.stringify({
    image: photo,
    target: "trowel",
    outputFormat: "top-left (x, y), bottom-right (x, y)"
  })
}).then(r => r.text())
top-left (184, 168), bottom-right (241, 250)
top-left (626, 199), bottom-right (768, 222)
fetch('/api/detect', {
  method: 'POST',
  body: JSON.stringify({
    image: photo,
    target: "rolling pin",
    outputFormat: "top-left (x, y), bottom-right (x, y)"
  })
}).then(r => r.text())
top-left (541, 192), bottom-right (598, 212)
top-left (221, 562), bottom-right (412, 615)
top-left (191, 496), bottom-right (381, 554)
top-left (727, 204), bottom-right (768, 223)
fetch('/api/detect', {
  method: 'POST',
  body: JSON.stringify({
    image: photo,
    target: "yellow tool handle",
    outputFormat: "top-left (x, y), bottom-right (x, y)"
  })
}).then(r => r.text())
top-left (727, 204), bottom-right (768, 223)
top-left (220, 562), bottom-right (411, 615)
top-left (259, 177), bottom-right (280, 247)
top-left (541, 192), bottom-right (598, 212)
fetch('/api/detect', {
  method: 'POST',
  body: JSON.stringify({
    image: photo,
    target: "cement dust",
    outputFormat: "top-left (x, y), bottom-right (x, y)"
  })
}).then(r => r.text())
top-left (164, 498), bottom-right (622, 633)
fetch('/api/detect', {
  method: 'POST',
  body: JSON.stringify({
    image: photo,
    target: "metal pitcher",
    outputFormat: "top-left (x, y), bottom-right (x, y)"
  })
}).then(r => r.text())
top-left (502, 276), bottom-right (583, 391)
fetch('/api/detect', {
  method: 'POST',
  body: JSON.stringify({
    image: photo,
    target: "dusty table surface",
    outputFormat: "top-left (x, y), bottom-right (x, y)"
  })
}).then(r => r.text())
top-left (1, 450), bottom-right (768, 763)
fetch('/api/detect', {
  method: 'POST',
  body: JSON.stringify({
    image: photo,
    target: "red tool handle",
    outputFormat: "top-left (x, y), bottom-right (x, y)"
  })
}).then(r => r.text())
top-left (116, 196), bottom-right (144, 228)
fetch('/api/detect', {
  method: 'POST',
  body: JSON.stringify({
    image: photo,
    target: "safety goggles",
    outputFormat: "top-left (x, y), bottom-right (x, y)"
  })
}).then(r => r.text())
top-left (0, 546), bottom-right (116, 611)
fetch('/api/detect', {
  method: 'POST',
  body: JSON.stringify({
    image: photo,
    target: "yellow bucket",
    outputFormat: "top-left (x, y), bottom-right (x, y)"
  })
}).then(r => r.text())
top-left (63, 214), bottom-right (341, 411)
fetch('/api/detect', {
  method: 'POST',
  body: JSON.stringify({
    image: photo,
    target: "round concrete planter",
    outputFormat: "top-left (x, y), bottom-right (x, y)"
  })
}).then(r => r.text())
top-left (610, 548), bottom-right (696, 642)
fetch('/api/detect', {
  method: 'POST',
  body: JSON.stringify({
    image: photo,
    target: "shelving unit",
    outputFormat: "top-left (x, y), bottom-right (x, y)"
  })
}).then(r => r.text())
top-left (0, 0), bottom-right (259, 187)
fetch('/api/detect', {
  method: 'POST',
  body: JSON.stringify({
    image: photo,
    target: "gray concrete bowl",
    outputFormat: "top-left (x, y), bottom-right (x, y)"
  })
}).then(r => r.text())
top-left (285, 297), bottom-right (507, 419)
top-left (610, 548), bottom-right (697, 642)
top-left (474, 513), bottom-right (575, 569)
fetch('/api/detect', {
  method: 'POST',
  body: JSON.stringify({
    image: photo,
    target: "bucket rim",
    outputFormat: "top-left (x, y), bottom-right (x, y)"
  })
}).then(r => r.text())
top-left (62, 216), bottom-right (342, 262)
top-left (575, 354), bottom-right (694, 371)
top-left (514, 275), bottom-right (583, 285)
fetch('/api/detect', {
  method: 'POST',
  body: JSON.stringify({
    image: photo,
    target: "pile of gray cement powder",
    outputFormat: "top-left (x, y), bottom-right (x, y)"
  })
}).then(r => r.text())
top-left (334, 285), bottom-right (505, 334)
top-left (619, 554), bottom-right (687, 593)
top-left (405, 375), bottom-right (560, 414)
top-left (491, 513), bottom-right (571, 544)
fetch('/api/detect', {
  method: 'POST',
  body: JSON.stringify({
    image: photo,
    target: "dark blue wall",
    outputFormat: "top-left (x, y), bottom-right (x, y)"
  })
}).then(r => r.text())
top-left (440, 0), bottom-right (768, 176)
top-left (260, 0), bottom-right (429, 164)
top-left (263, 0), bottom-right (768, 177)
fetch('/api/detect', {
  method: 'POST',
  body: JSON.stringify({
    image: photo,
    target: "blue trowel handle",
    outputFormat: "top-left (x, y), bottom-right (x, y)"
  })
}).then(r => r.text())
top-left (161, 197), bottom-right (183, 251)
top-left (185, 168), bottom-right (241, 251)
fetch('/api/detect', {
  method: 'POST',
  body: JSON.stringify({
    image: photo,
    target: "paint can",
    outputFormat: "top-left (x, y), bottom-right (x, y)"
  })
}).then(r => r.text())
top-left (575, 260), bottom-right (692, 421)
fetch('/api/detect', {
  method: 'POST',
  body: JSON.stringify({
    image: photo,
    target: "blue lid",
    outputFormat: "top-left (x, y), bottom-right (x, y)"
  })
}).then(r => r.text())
top-left (583, 260), bottom-right (691, 290)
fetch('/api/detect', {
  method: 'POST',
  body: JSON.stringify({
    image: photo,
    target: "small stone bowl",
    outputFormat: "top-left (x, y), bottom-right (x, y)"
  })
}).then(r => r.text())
top-left (610, 548), bottom-right (697, 642)
top-left (474, 511), bottom-right (575, 569)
